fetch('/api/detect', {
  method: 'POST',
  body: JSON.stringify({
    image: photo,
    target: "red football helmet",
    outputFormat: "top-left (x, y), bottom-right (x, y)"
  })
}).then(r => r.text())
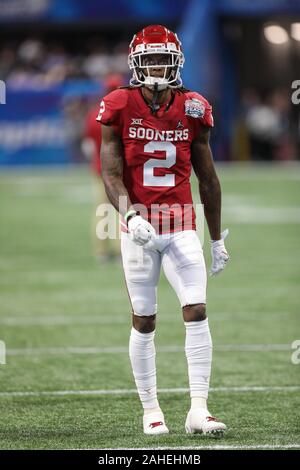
top-left (128, 25), bottom-right (184, 90)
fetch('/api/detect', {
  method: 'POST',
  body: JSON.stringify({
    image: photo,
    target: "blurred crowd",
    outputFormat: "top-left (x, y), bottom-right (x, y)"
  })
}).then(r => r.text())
top-left (0, 37), bottom-right (298, 161)
top-left (236, 87), bottom-right (298, 161)
top-left (0, 37), bottom-right (130, 86)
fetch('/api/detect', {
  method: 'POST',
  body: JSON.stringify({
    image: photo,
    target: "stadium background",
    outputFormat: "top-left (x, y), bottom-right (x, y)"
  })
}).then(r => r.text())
top-left (0, 0), bottom-right (299, 450)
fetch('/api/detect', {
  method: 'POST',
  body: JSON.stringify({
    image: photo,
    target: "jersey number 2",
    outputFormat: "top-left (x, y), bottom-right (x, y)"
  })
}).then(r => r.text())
top-left (143, 141), bottom-right (176, 187)
top-left (97, 100), bottom-right (105, 121)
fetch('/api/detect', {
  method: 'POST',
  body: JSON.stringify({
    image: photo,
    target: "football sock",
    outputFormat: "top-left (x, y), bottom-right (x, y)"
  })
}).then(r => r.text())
top-left (143, 407), bottom-right (162, 416)
top-left (191, 397), bottom-right (208, 410)
top-left (129, 327), bottom-right (159, 410)
top-left (184, 319), bottom-right (212, 405)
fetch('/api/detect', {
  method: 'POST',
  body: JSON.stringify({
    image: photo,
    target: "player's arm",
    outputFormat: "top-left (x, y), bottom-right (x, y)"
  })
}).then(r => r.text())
top-left (101, 124), bottom-right (156, 245)
top-left (101, 124), bottom-right (132, 216)
top-left (191, 126), bottom-right (229, 275)
top-left (191, 126), bottom-right (221, 240)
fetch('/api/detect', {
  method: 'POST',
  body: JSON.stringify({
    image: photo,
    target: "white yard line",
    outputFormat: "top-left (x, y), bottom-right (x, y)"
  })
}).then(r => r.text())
top-left (0, 316), bottom-right (132, 326)
top-left (223, 206), bottom-right (300, 223)
top-left (77, 444), bottom-right (300, 450)
top-left (0, 385), bottom-right (299, 398)
top-left (0, 311), bottom-right (294, 326)
top-left (6, 344), bottom-right (291, 356)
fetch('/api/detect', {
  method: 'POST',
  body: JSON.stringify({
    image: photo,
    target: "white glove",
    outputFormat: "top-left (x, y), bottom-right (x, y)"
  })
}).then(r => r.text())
top-left (127, 215), bottom-right (156, 246)
top-left (210, 229), bottom-right (230, 276)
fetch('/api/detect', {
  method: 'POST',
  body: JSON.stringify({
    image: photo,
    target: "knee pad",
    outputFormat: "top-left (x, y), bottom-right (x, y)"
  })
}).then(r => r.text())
top-left (180, 286), bottom-right (206, 307)
top-left (132, 297), bottom-right (157, 317)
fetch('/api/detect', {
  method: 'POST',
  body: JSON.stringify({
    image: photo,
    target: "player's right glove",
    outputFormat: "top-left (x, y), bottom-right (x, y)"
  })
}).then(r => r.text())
top-left (127, 213), bottom-right (156, 246)
top-left (210, 229), bottom-right (230, 276)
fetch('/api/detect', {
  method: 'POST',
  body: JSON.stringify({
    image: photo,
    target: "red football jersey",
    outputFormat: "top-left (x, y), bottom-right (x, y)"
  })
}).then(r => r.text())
top-left (97, 87), bottom-right (213, 234)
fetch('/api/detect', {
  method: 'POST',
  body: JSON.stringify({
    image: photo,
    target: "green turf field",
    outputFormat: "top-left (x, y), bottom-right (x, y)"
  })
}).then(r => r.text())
top-left (0, 163), bottom-right (299, 450)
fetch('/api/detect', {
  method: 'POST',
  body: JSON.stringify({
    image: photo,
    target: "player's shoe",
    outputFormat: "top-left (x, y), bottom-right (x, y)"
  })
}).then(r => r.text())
top-left (185, 408), bottom-right (227, 438)
top-left (143, 410), bottom-right (169, 435)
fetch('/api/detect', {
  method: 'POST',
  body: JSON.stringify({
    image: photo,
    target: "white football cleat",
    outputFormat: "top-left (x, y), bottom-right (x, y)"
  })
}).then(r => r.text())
top-left (185, 408), bottom-right (227, 438)
top-left (143, 410), bottom-right (169, 436)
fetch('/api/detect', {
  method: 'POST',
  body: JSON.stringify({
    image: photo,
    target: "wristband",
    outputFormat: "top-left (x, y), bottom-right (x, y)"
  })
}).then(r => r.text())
top-left (124, 209), bottom-right (137, 224)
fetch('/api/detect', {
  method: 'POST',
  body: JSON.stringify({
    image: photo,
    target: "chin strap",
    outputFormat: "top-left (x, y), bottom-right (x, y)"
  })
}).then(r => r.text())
top-left (149, 82), bottom-right (161, 114)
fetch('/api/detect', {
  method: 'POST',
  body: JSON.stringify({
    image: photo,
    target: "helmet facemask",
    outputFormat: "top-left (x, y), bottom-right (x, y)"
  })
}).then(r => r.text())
top-left (128, 44), bottom-right (184, 90)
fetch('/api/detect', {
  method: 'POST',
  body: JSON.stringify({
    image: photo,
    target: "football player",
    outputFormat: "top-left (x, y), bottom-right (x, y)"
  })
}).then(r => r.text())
top-left (98, 25), bottom-right (229, 437)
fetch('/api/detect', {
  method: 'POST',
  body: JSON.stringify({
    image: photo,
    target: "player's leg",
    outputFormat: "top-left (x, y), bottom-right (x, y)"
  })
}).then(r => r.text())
top-left (121, 233), bottom-right (169, 435)
top-left (162, 230), bottom-right (226, 437)
top-left (183, 304), bottom-right (226, 437)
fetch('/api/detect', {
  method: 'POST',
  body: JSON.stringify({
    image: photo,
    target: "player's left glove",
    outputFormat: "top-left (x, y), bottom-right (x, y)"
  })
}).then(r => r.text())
top-left (210, 229), bottom-right (230, 277)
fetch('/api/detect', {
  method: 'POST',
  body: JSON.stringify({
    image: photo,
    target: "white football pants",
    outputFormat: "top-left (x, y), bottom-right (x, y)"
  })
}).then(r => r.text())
top-left (121, 230), bottom-right (207, 315)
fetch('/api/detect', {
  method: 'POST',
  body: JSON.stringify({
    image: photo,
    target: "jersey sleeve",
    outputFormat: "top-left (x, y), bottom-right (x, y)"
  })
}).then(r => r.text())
top-left (96, 89), bottom-right (128, 131)
top-left (185, 91), bottom-right (214, 138)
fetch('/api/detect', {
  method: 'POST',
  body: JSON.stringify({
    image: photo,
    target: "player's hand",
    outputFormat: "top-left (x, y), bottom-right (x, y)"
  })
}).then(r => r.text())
top-left (127, 215), bottom-right (156, 246)
top-left (210, 229), bottom-right (230, 276)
